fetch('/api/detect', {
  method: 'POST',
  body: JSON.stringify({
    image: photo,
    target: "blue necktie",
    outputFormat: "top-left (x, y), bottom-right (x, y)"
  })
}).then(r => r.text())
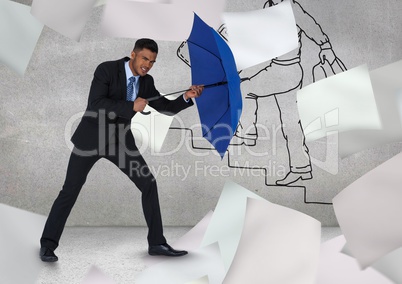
top-left (126, 76), bottom-right (136, 101)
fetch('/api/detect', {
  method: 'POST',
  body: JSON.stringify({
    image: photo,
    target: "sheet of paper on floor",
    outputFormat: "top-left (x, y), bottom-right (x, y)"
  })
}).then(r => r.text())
top-left (0, 204), bottom-right (47, 284)
top-left (223, 198), bottom-right (321, 284)
top-left (201, 180), bottom-right (264, 271)
top-left (81, 266), bottom-right (117, 284)
top-left (315, 235), bottom-right (393, 284)
top-left (185, 275), bottom-right (209, 284)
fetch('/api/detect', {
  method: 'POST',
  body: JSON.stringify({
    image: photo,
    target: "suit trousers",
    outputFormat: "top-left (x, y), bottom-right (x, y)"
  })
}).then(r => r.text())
top-left (40, 142), bottom-right (167, 250)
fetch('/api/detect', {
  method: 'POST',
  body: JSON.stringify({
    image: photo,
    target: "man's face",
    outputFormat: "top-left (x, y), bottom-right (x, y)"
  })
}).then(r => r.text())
top-left (130, 48), bottom-right (157, 76)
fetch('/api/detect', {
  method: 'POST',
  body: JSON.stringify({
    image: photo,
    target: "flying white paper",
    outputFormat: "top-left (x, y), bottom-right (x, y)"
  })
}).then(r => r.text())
top-left (0, 0), bottom-right (43, 75)
top-left (131, 104), bottom-right (174, 153)
top-left (95, 0), bottom-right (171, 5)
top-left (223, 198), bottom-right (321, 284)
top-left (101, 0), bottom-right (225, 41)
top-left (31, 0), bottom-right (97, 41)
top-left (298, 64), bottom-right (381, 143)
top-left (335, 59), bottom-right (402, 157)
top-left (315, 235), bottom-right (393, 284)
top-left (223, 0), bottom-right (298, 70)
top-left (0, 204), bottom-right (47, 284)
top-left (394, 89), bottom-right (402, 126)
top-left (333, 151), bottom-right (402, 268)
top-left (371, 246), bottom-right (402, 284)
top-left (201, 180), bottom-right (264, 271)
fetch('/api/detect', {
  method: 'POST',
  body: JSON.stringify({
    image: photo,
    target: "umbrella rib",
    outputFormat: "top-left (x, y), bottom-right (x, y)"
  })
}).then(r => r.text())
top-left (187, 39), bottom-right (224, 62)
top-left (202, 106), bottom-right (232, 138)
top-left (187, 39), bottom-right (227, 84)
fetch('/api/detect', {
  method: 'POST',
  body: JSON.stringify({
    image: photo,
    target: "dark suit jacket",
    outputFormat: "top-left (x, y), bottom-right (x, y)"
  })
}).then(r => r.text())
top-left (71, 57), bottom-right (193, 153)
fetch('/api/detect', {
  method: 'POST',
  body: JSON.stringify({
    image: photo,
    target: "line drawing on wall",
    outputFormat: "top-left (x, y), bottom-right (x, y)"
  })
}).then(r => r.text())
top-left (175, 0), bottom-right (347, 205)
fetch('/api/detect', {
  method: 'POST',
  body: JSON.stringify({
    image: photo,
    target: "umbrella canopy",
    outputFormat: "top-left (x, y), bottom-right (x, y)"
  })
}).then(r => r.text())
top-left (187, 13), bottom-right (242, 159)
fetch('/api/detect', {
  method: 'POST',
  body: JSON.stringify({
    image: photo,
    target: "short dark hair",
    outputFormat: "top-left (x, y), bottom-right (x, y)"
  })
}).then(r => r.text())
top-left (264, 0), bottom-right (283, 8)
top-left (133, 38), bottom-right (158, 54)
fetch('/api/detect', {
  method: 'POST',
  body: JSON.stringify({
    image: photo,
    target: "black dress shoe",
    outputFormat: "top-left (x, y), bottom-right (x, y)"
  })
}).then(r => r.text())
top-left (39, 247), bottom-right (58, 262)
top-left (148, 243), bottom-right (188, 257)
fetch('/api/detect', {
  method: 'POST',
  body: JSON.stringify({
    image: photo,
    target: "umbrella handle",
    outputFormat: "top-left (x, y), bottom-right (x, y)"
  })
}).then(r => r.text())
top-left (143, 77), bottom-right (249, 104)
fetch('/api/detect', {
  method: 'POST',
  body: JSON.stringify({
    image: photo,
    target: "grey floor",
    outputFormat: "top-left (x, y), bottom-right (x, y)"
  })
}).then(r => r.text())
top-left (36, 226), bottom-right (342, 284)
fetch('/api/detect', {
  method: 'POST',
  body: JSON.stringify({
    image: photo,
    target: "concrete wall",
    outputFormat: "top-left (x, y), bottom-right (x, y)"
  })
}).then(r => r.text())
top-left (1, 0), bottom-right (402, 227)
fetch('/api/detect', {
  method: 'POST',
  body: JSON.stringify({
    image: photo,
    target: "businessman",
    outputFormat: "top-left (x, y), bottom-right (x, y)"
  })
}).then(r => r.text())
top-left (39, 38), bottom-right (204, 262)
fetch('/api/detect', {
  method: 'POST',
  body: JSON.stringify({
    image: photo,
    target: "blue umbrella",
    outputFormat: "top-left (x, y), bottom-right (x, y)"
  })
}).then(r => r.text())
top-left (145, 14), bottom-right (242, 158)
top-left (187, 13), bottom-right (242, 159)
